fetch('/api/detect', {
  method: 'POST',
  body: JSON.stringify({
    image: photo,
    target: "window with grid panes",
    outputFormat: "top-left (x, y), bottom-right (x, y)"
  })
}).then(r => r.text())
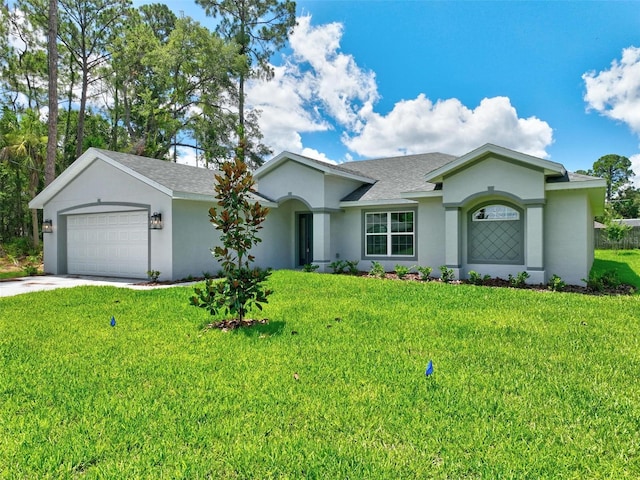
top-left (365, 211), bottom-right (414, 256)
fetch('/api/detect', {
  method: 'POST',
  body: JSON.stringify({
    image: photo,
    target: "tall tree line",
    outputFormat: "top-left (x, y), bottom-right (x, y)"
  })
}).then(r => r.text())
top-left (0, 0), bottom-right (296, 247)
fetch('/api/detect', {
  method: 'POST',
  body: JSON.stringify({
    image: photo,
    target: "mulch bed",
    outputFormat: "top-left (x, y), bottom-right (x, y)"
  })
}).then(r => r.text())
top-left (206, 318), bottom-right (268, 331)
top-left (359, 272), bottom-right (635, 296)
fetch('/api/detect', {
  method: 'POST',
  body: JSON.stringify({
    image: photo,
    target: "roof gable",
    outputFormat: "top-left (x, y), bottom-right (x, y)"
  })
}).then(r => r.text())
top-left (424, 144), bottom-right (566, 184)
top-left (254, 151), bottom-right (376, 184)
top-left (340, 152), bottom-right (456, 202)
top-left (30, 148), bottom-right (274, 209)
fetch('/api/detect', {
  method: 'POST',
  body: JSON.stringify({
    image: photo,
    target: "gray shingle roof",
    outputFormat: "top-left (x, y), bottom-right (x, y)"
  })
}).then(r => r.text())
top-left (94, 149), bottom-right (274, 202)
top-left (547, 171), bottom-right (603, 183)
top-left (95, 148), bottom-right (598, 204)
top-left (301, 155), bottom-right (377, 180)
top-left (95, 149), bottom-right (220, 197)
top-left (340, 152), bottom-right (457, 201)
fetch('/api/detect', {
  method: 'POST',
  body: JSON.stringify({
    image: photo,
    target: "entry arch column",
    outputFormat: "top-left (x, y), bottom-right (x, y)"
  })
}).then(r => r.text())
top-left (444, 206), bottom-right (462, 279)
top-left (312, 210), bottom-right (332, 272)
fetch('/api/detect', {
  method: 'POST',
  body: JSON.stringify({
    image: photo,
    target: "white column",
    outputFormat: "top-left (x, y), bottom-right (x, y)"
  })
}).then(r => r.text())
top-left (525, 204), bottom-right (545, 283)
top-left (313, 212), bottom-right (331, 272)
top-left (444, 207), bottom-right (462, 278)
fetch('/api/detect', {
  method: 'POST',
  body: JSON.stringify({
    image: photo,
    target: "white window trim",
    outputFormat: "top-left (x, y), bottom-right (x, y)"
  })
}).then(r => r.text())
top-left (365, 211), bottom-right (415, 257)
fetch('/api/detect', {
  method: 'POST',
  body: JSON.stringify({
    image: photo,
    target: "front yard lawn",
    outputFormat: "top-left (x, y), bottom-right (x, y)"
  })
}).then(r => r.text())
top-left (1, 258), bottom-right (640, 477)
top-left (592, 248), bottom-right (640, 289)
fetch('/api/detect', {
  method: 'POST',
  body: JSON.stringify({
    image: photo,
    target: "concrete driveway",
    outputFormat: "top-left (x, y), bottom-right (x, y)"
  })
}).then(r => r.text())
top-left (0, 275), bottom-right (191, 298)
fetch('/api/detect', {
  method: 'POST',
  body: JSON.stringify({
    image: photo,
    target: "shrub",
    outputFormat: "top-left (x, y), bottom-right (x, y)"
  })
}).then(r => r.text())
top-left (345, 260), bottom-right (360, 275)
top-left (468, 270), bottom-right (491, 285)
top-left (508, 271), bottom-right (530, 288)
top-left (328, 260), bottom-right (347, 274)
top-left (302, 263), bottom-right (319, 273)
top-left (439, 266), bottom-right (455, 283)
top-left (146, 270), bottom-right (161, 282)
top-left (584, 270), bottom-right (620, 292)
top-left (2, 237), bottom-right (34, 258)
top-left (394, 264), bottom-right (411, 279)
top-left (21, 254), bottom-right (41, 276)
top-left (547, 274), bottom-right (566, 292)
top-left (416, 266), bottom-right (432, 281)
top-left (370, 261), bottom-right (386, 278)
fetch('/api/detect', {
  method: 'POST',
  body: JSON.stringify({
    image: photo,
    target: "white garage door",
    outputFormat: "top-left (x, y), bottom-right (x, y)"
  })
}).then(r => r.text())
top-left (67, 211), bottom-right (149, 278)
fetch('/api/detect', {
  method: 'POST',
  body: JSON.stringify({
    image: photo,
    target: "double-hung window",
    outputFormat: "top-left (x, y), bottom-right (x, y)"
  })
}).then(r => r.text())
top-left (365, 211), bottom-right (414, 257)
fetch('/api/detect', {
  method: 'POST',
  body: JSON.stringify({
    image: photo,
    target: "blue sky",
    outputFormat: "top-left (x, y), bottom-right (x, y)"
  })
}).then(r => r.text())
top-left (136, 0), bottom-right (640, 176)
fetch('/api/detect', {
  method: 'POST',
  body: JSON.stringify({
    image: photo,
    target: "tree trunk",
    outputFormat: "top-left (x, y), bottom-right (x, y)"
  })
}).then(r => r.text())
top-left (75, 59), bottom-right (89, 158)
top-left (110, 83), bottom-right (119, 150)
top-left (63, 56), bottom-right (75, 167)
top-left (45, 0), bottom-right (58, 186)
top-left (31, 209), bottom-right (39, 249)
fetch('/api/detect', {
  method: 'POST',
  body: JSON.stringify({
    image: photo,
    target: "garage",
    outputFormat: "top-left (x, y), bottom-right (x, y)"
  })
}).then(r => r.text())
top-left (66, 211), bottom-right (149, 278)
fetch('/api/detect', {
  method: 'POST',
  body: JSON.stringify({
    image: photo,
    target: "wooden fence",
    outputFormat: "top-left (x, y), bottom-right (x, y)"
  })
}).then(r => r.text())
top-left (595, 227), bottom-right (640, 249)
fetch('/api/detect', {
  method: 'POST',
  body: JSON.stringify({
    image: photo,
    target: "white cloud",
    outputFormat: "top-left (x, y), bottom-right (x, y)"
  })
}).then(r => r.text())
top-left (248, 15), bottom-right (553, 161)
top-left (630, 153), bottom-right (640, 188)
top-left (300, 147), bottom-right (336, 164)
top-left (344, 95), bottom-right (553, 158)
top-left (288, 16), bottom-right (378, 131)
top-left (246, 15), bottom-right (378, 157)
top-left (583, 46), bottom-right (640, 135)
top-left (246, 63), bottom-right (329, 154)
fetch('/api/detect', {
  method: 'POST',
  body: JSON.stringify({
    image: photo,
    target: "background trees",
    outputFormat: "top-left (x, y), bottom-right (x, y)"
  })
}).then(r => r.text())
top-left (195, 0), bottom-right (296, 167)
top-left (579, 153), bottom-right (637, 219)
top-left (0, 0), bottom-right (297, 248)
top-left (592, 154), bottom-right (633, 203)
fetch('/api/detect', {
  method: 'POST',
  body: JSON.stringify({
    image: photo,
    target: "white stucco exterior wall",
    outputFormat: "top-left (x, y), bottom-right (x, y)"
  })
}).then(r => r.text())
top-left (40, 159), bottom-right (172, 279)
top-left (170, 200), bottom-right (221, 279)
top-left (256, 161), bottom-right (326, 207)
top-left (443, 156), bottom-right (545, 204)
top-left (253, 199), bottom-right (302, 270)
top-left (545, 189), bottom-right (593, 285)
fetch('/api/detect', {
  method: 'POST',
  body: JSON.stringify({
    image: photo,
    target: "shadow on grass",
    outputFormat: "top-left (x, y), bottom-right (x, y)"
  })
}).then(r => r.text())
top-left (592, 257), bottom-right (640, 289)
top-left (233, 320), bottom-right (286, 337)
top-left (199, 318), bottom-right (286, 336)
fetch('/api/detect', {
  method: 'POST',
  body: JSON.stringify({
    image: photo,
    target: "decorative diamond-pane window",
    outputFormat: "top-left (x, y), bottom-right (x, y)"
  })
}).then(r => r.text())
top-left (469, 204), bottom-right (523, 264)
top-left (365, 211), bottom-right (414, 256)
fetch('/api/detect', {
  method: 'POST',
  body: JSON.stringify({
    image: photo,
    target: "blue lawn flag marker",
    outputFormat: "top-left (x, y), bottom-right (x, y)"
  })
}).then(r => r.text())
top-left (425, 360), bottom-right (434, 376)
top-left (110, 316), bottom-right (116, 327)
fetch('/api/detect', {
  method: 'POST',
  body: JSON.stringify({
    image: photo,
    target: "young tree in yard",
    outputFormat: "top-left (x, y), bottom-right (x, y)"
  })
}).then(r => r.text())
top-left (195, 0), bottom-right (296, 167)
top-left (190, 153), bottom-right (272, 325)
top-left (604, 219), bottom-right (632, 252)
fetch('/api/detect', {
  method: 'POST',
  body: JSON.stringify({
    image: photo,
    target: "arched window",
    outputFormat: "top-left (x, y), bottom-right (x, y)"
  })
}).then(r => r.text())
top-left (468, 203), bottom-right (523, 264)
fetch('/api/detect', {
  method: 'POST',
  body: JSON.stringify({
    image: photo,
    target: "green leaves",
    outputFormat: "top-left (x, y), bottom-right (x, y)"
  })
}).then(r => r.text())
top-left (591, 153), bottom-right (634, 202)
top-left (193, 156), bottom-right (271, 322)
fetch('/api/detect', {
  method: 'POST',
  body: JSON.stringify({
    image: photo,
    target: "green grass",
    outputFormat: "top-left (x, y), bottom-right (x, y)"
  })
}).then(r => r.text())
top-left (2, 260), bottom-right (640, 477)
top-left (0, 270), bottom-right (26, 280)
top-left (593, 249), bottom-right (640, 289)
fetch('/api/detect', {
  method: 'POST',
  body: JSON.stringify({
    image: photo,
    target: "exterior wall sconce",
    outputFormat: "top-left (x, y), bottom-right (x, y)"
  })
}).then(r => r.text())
top-left (42, 219), bottom-right (53, 233)
top-left (149, 212), bottom-right (163, 230)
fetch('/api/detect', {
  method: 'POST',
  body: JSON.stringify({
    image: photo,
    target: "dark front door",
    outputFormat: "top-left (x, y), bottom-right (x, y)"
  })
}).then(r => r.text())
top-left (298, 213), bottom-right (313, 266)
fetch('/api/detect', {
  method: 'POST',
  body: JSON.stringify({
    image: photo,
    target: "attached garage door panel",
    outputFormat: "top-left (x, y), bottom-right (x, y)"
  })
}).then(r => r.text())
top-left (67, 211), bottom-right (148, 278)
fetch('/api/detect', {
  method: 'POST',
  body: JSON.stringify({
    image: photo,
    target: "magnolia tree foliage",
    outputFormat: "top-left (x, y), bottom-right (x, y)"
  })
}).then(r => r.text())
top-left (191, 156), bottom-right (272, 322)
